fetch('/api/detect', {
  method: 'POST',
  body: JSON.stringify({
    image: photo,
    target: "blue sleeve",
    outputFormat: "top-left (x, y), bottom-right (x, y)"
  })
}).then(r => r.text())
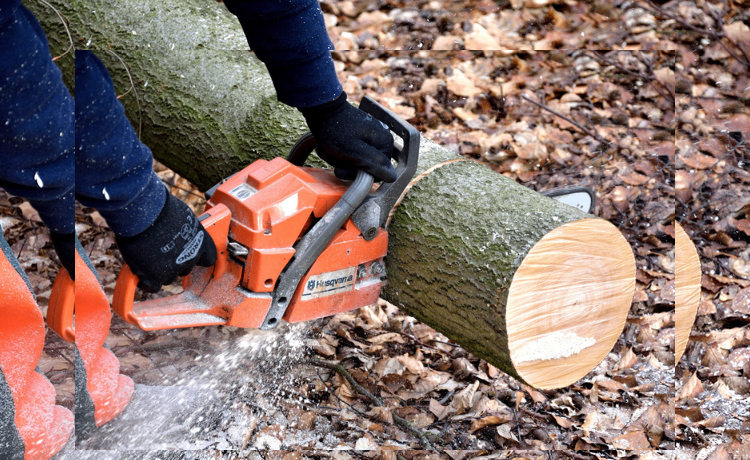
top-left (0, 1), bottom-right (74, 234)
top-left (223, 0), bottom-right (343, 108)
top-left (75, 51), bottom-right (166, 237)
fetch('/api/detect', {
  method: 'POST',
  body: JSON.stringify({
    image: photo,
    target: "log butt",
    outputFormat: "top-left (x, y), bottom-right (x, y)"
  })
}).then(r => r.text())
top-left (506, 218), bottom-right (636, 389)
top-left (675, 223), bottom-right (701, 364)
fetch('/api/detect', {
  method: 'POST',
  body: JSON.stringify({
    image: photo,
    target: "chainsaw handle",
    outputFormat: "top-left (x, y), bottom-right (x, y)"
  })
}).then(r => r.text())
top-left (286, 131), bottom-right (318, 167)
top-left (113, 204), bottom-right (233, 326)
top-left (287, 96), bottom-right (420, 240)
top-left (353, 96), bottom-right (419, 238)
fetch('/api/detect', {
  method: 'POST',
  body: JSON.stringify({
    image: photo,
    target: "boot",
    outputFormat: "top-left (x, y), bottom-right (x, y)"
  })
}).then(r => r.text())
top-left (0, 232), bottom-right (73, 460)
top-left (73, 237), bottom-right (134, 439)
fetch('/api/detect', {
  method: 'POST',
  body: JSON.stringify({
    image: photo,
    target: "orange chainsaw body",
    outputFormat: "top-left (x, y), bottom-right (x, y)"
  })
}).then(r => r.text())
top-left (113, 157), bottom-right (388, 330)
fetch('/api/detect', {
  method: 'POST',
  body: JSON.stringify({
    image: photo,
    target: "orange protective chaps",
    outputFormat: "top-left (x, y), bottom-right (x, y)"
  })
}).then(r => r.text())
top-left (0, 233), bottom-right (73, 460)
top-left (73, 238), bottom-right (134, 438)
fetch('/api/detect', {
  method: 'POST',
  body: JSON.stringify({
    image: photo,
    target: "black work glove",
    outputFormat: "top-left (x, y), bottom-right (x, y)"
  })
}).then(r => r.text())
top-left (115, 192), bottom-right (217, 293)
top-left (50, 231), bottom-right (75, 279)
top-left (300, 92), bottom-right (396, 182)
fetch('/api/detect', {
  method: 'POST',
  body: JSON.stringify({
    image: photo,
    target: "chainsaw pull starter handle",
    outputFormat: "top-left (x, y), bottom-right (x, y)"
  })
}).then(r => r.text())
top-left (287, 95), bottom-right (420, 240)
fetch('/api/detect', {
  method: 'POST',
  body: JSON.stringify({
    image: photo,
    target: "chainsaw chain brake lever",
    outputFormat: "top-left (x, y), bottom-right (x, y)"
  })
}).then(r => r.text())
top-left (286, 95), bottom-right (421, 241)
top-left (260, 97), bottom-right (420, 330)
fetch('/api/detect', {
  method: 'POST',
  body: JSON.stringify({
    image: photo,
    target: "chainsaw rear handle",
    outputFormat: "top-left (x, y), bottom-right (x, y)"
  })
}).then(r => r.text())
top-left (113, 204), bottom-right (232, 326)
top-left (287, 95), bottom-right (420, 240)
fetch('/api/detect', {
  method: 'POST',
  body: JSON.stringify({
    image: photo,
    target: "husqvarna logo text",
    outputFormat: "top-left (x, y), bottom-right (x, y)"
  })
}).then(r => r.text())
top-left (301, 267), bottom-right (356, 300)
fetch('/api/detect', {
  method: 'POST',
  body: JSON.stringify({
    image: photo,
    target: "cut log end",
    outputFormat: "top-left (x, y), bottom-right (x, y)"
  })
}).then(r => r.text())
top-left (505, 218), bottom-right (636, 389)
top-left (675, 222), bottom-right (701, 364)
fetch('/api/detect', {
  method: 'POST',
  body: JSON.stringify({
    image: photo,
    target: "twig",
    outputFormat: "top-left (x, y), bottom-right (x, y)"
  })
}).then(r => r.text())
top-left (315, 369), bottom-right (382, 427)
top-left (15, 236), bottom-right (27, 259)
top-left (39, 0), bottom-right (73, 62)
top-left (430, 339), bottom-right (456, 347)
top-left (312, 358), bottom-right (382, 404)
top-left (521, 95), bottom-right (609, 145)
top-left (710, 131), bottom-right (749, 174)
top-left (560, 452), bottom-right (596, 460)
top-left (314, 369), bottom-right (422, 446)
top-left (311, 358), bottom-right (435, 450)
top-left (511, 406), bottom-right (524, 446)
top-left (106, 50), bottom-right (143, 140)
top-left (57, 352), bottom-right (74, 367)
top-left (640, 0), bottom-right (750, 69)
top-left (398, 329), bottom-right (442, 352)
top-left (438, 390), bottom-right (455, 405)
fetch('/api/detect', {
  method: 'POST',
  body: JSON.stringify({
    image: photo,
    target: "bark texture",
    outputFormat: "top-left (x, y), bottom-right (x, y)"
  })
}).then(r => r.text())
top-left (31, 0), bottom-right (636, 387)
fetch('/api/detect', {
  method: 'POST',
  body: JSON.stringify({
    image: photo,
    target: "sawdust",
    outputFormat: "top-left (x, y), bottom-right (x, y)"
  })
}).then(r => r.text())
top-left (512, 330), bottom-right (596, 363)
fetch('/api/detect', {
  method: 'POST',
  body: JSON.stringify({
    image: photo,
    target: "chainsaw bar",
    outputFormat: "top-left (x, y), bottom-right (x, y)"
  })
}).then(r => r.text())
top-left (542, 187), bottom-right (595, 214)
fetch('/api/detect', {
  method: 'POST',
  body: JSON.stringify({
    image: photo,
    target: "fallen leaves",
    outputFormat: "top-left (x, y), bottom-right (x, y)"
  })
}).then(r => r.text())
top-left (611, 431), bottom-right (651, 450)
top-left (429, 399), bottom-right (457, 421)
top-left (450, 380), bottom-right (481, 414)
top-left (446, 69), bottom-right (483, 97)
top-left (677, 373), bottom-right (704, 402)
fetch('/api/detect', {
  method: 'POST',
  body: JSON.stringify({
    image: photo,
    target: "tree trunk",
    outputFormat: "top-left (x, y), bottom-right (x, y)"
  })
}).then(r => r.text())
top-left (30, 0), bottom-right (638, 389)
top-left (675, 223), bottom-right (701, 364)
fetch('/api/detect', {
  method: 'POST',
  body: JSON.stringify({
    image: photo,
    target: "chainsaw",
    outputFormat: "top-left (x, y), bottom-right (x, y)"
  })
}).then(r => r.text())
top-left (45, 96), bottom-right (596, 336)
top-left (107, 96), bottom-right (419, 331)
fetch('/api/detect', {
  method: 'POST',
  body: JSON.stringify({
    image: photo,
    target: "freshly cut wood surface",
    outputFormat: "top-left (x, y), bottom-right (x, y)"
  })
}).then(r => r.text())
top-left (675, 222), bottom-right (701, 364)
top-left (506, 218), bottom-right (636, 389)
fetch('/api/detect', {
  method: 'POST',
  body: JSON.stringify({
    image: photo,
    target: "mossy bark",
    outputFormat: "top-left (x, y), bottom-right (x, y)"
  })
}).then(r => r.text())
top-left (29, 0), bottom-right (634, 387)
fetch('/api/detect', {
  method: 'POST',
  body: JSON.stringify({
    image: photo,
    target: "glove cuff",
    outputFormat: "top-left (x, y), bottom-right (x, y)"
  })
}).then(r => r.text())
top-left (97, 172), bottom-right (167, 238)
top-left (50, 231), bottom-right (76, 279)
top-left (299, 91), bottom-right (347, 131)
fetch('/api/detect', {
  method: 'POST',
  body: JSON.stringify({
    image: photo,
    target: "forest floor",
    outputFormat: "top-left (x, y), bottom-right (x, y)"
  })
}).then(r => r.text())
top-left (3, 0), bottom-right (749, 459)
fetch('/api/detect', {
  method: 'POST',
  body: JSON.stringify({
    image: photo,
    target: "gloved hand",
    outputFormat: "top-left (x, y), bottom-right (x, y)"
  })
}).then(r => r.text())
top-left (115, 192), bottom-right (217, 293)
top-left (300, 92), bottom-right (396, 183)
top-left (50, 231), bottom-right (75, 279)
